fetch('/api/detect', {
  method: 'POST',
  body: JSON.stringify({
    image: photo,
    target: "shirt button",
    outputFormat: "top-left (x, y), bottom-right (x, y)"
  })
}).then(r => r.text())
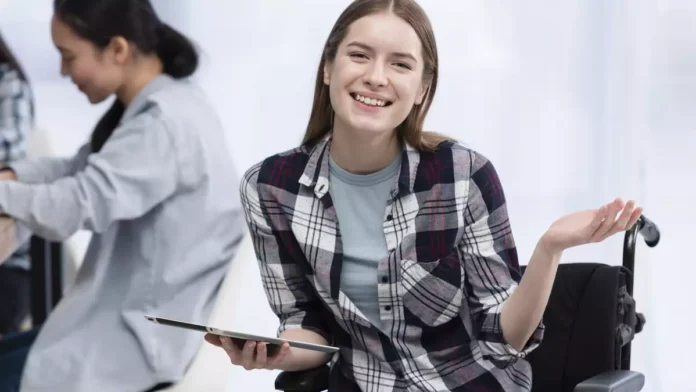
top-left (381, 276), bottom-right (388, 283)
top-left (386, 214), bottom-right (393, 221)
top-left (385, 305), bottom-right (392, 311)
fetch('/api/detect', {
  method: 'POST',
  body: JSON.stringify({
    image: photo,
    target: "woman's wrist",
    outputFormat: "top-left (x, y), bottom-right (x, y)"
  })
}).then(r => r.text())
top-left (535, 233), bottom-right (564, 267)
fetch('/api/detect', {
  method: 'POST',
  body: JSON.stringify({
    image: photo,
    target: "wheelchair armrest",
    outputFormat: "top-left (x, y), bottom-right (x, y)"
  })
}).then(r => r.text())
top-left (274, 365), bottom-right (330, 392)
top-left (574, 370), bottom-right (645, 392)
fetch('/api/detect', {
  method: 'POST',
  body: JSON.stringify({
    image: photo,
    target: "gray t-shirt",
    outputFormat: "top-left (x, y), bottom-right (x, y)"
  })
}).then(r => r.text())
top-left (328, 154), bottom-right (401, 328)
top-left (0, 75), bottom-right (245, 392)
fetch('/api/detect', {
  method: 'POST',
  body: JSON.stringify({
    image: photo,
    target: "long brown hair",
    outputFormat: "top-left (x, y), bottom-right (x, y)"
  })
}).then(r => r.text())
top-left (302, 0), bottom-right (454, 152)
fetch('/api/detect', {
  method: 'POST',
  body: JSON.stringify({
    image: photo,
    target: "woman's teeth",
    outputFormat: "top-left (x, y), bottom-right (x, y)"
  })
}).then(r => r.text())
top-left (354, 94), bottom-right (387, 107)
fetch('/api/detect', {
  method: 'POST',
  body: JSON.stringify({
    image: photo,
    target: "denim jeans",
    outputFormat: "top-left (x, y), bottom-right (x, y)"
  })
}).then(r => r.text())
top-left (0, 328), bottom-right (39, 392)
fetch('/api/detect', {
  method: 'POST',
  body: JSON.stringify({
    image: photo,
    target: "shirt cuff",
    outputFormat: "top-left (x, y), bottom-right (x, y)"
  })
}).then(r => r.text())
top-left (478, 303), bottom-right (545, 367)
top-left (7, 160), bottom-right (42, 183)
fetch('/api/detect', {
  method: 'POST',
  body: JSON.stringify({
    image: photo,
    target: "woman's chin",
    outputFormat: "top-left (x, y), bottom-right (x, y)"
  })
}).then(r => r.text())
top-left (341, 118), bottom-right (397, 136)
top-left (85, 93), bottom-right (110, 105)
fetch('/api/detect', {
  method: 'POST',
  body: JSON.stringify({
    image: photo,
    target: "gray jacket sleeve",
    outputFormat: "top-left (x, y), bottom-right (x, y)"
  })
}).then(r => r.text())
top-left (0, 113), bottom-right (180, 241)
top-left (9, 142), bottom-right (91, 184)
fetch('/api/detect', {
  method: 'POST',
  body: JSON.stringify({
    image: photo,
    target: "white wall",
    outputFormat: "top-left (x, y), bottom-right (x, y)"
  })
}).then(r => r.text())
top-left (2, 1), bottom-right (694, 391)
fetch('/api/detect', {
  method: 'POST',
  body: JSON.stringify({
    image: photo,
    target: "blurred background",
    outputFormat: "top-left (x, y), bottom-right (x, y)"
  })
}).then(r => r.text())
top-left (1, 0), bottom-right (694, 390)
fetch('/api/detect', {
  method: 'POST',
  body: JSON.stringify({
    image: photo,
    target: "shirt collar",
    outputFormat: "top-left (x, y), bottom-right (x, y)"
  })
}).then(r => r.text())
top-left (121, 74), bottom-right (176, 123)
top-left (298, 133), bottom-right (421, 199)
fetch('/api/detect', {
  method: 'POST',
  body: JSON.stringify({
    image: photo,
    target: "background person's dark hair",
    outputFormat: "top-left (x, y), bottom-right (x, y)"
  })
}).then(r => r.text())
top-left (53, 0), bottom-right (199, 152)
top-left (0, 31), bottom-right (30, 82)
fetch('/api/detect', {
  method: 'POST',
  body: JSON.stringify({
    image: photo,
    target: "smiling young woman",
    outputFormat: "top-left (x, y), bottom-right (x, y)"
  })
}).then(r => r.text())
top-left (207, 1), bottom-right (644, 391)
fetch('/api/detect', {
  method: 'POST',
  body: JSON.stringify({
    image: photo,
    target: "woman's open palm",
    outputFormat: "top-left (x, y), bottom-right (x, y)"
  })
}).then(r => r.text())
top-left (542, 198), bottom-right (643, 254)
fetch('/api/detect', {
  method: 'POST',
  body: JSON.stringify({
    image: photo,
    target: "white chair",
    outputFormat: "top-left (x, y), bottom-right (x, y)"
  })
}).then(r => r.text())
top-left (164, 234), bottom-right (281, 392)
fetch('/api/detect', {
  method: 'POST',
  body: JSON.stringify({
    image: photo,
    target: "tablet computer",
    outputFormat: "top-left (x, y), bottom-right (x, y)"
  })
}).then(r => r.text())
top-left (145, 315), bottom-right (339, 354)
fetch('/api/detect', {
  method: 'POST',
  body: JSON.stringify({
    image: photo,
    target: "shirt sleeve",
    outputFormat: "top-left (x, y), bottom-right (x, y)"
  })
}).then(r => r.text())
top-left (459, 152), bottom-right (544, 368)
top-left (240, 164), bottom-right (332, 343)
top-left (0, 112), bottom-right (180, 241)
top-left (0, 68), bottom-right (32, 164)
top-left (0, 66), bottom-right (93, 184)
top-left (9, 143), bottom-right (92, 184)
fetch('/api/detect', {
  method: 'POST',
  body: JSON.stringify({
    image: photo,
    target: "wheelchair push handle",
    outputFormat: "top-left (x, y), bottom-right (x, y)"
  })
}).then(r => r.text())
top-left (637, 215), bottom-right (660, 247)
top-left (622, 213), bottom-right (660, 294)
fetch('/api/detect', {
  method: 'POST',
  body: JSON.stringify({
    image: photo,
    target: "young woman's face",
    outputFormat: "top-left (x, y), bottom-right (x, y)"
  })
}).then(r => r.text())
top-left (324, 12), bottom-right (428, 138)
top-left (51, 15), bottom-right (124, 104)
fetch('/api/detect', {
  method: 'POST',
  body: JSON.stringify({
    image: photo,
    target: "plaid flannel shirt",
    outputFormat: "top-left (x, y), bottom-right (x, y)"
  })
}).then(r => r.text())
top-left (0, 63), bottom-right (32, 164)
top-left (240, 135), bottom-right (544, 391)
top-left (0, 63), bottom-right (33, 268)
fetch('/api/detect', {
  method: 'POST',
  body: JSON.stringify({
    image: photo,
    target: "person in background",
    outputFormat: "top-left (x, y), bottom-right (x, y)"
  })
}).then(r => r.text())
top-left (0, 1), bottom-right (245, 391)
top-left (207, 0), bottom-right (644, 391)
top-left (0, 30), bottom-right (34, 338)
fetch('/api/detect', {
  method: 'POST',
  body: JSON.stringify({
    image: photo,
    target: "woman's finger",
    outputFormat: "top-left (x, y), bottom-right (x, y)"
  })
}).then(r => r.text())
top-left (626, 206), bottom-right (643, 230)
top-left (268, 342), bottom-right (291, 369)
top-left (604, 202), bottom-right (643, 240)
top-left (588, 205), bottom-right (608, 234)
top-left (592, 199), bottom-right (623, 241)
top-left (220, 336), bottom-right (242, 365)
top-left (612, 200), bottom-right (635, 233)
top-left (256, 342), bottom-right (268, 368)
top-left (204, 333), bottom-right (222, 347)
top-left (241, 341), bottom-right (257, 370)
top-left (599, 200), bottom-right (636, 240)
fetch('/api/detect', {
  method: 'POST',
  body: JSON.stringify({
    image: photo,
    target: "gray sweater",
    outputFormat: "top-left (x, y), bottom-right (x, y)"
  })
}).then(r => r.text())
top-left (0, 75), bottom-right (245, 392)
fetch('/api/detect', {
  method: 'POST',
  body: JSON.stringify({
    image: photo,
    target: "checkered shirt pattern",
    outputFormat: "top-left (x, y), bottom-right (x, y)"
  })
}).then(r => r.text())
top-left (240, 135), bottom-right (544, 391)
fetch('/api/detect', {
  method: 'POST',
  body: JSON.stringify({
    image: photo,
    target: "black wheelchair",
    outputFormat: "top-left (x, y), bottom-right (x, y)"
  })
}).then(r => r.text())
top-left (274, 215), bottom-right (661, 392)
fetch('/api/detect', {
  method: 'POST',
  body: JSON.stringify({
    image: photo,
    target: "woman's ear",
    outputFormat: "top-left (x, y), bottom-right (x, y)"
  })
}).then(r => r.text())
top-left (105, 36), bottom-right (131, 65)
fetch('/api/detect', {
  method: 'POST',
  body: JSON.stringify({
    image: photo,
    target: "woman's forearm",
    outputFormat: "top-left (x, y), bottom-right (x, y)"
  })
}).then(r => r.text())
top-left (277, 328), bottom-right (333, 372)
top-left (500, 238), bottom-right (561, 351)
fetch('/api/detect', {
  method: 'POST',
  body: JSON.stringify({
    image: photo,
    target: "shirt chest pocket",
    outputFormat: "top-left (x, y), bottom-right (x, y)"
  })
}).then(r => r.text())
top-left (399, 251), bottom-right (463, 327)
